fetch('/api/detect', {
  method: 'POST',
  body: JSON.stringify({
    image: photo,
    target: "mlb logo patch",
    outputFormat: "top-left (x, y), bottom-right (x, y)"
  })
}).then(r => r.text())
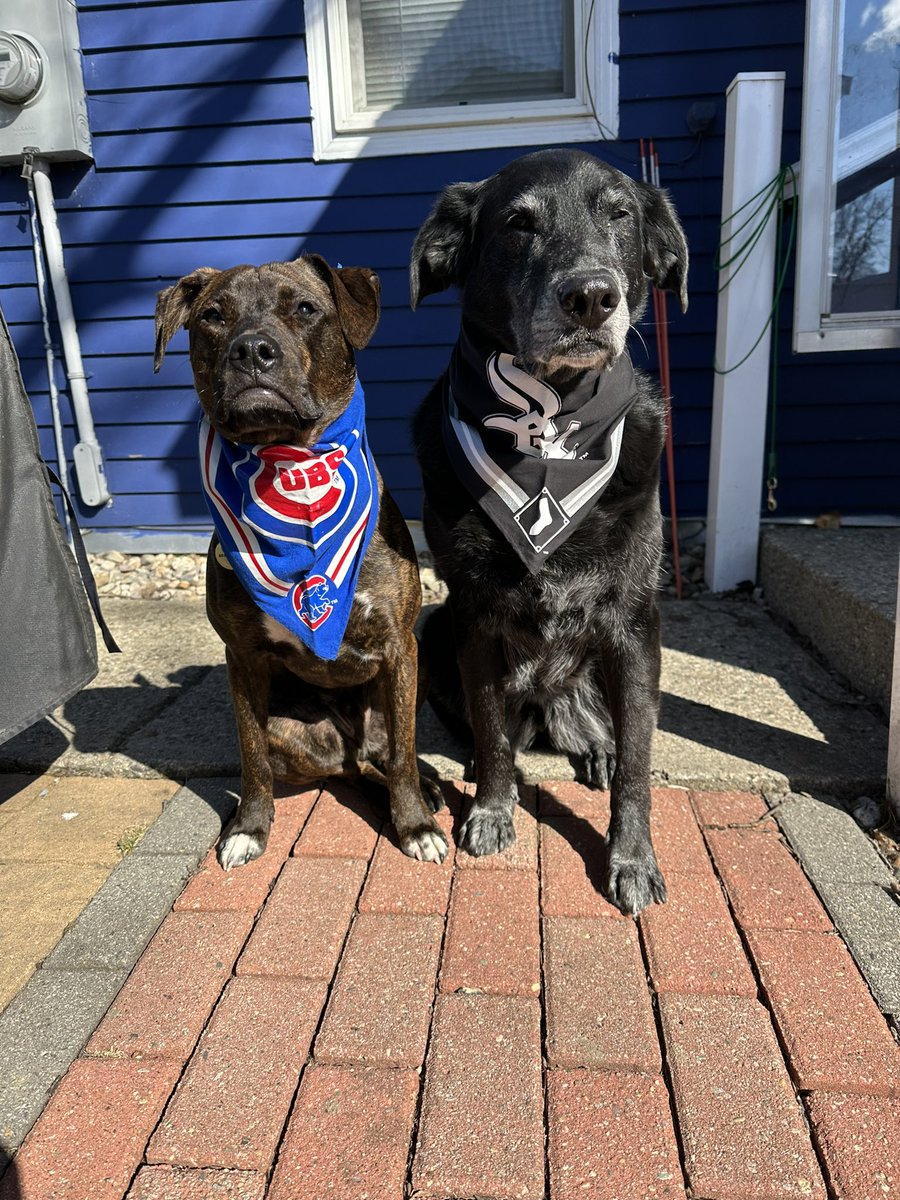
top-left (250, 445), bottom-right (347, 528)
top-left (292, 574), bottom-right (336, 630)
top-left (514, 488), bottom-right (570, 554)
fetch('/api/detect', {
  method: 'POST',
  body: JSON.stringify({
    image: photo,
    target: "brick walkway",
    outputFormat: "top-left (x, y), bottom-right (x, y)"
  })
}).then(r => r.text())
top-left (2, 782), bottom-right (899, 1200)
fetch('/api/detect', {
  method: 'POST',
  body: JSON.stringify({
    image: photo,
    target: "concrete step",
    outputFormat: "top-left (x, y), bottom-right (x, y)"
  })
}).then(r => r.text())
top-left (760, 527), bottom-right (899, 713)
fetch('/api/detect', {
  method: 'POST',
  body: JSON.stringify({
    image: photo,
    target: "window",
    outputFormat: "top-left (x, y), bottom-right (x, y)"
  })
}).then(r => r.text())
top-left (304, 0), bottom-right (617, 160)
top-left (794, 0), bottom-right (900, 351)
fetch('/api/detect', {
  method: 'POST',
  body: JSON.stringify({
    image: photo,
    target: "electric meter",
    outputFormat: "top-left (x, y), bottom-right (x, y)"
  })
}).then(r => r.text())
top-left (0, 1), bottom-right (92, 164)
top-left (0, 32), bottom-right (43, 105)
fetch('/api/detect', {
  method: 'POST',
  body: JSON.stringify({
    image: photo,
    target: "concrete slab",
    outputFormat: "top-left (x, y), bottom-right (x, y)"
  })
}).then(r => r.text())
top-left (776, 793), bottom-right (895, 886)
top-left (42, 852), bottom-right (197, 973)
top-left (0, 777), bottom-right (177, 865)
top-left (0, 597), bottom-right (888, 796)
top-left (813, 881), bottom-right (900, 1016)
top-left (0, 600), bottom-right (223, 775)
top-left (0, 967), bottom-right (122, 1160)
top-left (760, 526), bottom-right (899, 713)
top-left (133, 779), bottom-right (238, 857)
top-left (121, 667), bottom-right (240, 777)
top-left (0, 863), bottom-right (110, 1012)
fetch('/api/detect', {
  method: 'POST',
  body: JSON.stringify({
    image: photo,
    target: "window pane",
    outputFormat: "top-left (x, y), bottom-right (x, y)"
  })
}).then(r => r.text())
top-left (348, 0), bottom-right (574, 112)
top-left (829, 0), bottom-right (900, 315)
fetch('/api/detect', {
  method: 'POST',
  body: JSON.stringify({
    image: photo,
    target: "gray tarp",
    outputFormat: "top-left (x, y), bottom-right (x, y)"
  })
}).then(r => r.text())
top-left (0, 304), bottom-right (98, 743)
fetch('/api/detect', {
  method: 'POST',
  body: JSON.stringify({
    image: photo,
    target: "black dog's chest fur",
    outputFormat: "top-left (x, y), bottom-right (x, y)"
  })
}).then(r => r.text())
top-left (415, 367), bottom-right (666, 751)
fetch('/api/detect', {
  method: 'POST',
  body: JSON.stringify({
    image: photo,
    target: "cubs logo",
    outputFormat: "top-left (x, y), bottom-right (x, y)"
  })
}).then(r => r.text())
top-left (292, 575), bottom-right (335, 630)
top-left (252, 445), bottom-right (347, 526)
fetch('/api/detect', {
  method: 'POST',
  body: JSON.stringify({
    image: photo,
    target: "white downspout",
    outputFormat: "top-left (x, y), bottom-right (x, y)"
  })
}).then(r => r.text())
top-left (29, 154), bottom-right (110, 507)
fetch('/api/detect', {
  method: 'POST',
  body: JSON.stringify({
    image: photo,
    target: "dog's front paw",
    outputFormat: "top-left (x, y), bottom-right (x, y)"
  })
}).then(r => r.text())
top-left (605, 844), bottom-right (667, 916)
top-left (399, 822), bottom-right (449, 864)
top-left (218, 830), bottom-right (266, 870)
top-left (575, 746), bottom-right (616, 790)
top-left (420, 775), bottom-right (447, 813)
top-left (459, 807), bottom-right (516, 857)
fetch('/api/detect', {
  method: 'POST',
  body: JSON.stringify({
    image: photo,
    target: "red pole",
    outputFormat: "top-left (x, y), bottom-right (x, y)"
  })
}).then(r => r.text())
top-left (649, 141), bottom-right (683, 599)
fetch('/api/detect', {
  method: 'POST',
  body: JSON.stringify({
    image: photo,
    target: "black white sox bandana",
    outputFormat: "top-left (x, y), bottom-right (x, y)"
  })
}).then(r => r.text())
top-left (199, 377), bottom-right (378, 661)
top-left (443, 324), bottom-right (638, 572)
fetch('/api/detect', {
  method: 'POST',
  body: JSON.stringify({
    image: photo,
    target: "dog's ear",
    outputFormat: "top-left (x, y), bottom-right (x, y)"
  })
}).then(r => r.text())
top-left (410, 180), bottom-right (483, 309)
top-left (636, 182), bottom-right (689, 314)
top-left (303, 255), bottom-right (381, 350)
top-left (154, 267), bottom-right (220, 371)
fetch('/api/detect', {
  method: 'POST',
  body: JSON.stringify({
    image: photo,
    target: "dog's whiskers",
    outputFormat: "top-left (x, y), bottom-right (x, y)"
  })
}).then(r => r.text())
top-left (629, 324), bottom-right (650, 358)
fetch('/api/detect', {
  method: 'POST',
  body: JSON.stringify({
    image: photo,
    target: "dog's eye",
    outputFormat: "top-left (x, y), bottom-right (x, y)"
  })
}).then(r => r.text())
top-left (506, 211), bottom-right (535, 233)
top-left (200, 307), bottom-right (224, 324)
top-left (611, 210), bottom-right (630, 221)
top-left (296, 301), bottom-right (317, 317)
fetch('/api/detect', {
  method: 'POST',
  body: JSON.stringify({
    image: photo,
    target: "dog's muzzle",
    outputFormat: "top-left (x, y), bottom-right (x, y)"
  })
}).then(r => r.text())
top-left (557, 272), bottom-right (622, 330)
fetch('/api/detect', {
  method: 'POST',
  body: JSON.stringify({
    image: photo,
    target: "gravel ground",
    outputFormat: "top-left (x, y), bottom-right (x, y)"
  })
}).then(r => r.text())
top-left (89, 535), bottom-right (703, 604)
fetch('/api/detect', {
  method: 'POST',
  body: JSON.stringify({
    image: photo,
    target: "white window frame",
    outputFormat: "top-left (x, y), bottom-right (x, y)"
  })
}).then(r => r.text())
top-left (793, 0), bottom-right (900, 352)
top-left (304, 0), bottom-right (617, 161)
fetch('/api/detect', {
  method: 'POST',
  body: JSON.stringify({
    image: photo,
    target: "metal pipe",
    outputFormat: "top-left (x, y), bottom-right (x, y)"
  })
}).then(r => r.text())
top-left (22, 153), bottom-right (73, 546)
top-left (29, 154), bottom-right (110, 507)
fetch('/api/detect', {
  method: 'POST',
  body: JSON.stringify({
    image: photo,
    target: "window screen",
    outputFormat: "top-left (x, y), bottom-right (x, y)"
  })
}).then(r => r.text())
top-left (346, 0), bottom-right (575, 112)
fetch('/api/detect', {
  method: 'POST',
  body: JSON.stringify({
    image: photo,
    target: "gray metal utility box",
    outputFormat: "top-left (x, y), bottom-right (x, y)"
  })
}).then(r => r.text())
top-left (0, 0), bottom-right (92, 164)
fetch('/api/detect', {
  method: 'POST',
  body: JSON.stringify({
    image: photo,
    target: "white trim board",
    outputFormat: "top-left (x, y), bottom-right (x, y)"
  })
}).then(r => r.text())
top-left (304, 0), bottom-right (618, 160)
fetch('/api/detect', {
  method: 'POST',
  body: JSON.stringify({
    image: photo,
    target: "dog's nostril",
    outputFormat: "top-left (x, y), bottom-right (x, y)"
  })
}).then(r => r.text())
top-left (599, 286), bottom-right (620, 312)
top-left (558, 275), bottom-right (621, 328)
top-left (229, 334), bottom-right (281, 373)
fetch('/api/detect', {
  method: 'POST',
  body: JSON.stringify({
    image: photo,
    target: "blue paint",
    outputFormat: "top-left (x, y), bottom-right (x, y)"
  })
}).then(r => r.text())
top-left (0, 0), bottom-right (896, 533)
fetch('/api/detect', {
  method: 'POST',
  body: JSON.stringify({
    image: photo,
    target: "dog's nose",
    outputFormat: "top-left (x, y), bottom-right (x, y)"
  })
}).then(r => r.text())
top-left (228, 333), bottom-right (283, 375)
top-left (558, 274), bottom-right (621, 328)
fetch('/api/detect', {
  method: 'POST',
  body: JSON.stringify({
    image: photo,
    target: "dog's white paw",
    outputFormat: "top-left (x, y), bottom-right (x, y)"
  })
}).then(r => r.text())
top-left (400, 827), bottom-right (449, 864)
top-left (218, 832), bottom-right (263, 870)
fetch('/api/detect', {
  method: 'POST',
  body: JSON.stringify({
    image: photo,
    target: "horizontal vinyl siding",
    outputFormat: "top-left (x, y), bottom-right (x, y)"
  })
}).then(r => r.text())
top-left (0, 0), bottom-right (897, 536)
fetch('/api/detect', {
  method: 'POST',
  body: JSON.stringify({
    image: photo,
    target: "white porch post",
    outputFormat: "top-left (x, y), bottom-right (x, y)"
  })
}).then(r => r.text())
top-left (705, 72), bottom-right (786, 592)
top-left (888, 557), bottom-right (900, 821)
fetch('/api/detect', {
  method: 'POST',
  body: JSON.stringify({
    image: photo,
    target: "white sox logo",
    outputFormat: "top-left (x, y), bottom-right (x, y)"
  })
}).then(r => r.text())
top-left (482, 353), bottom-right (581, 460)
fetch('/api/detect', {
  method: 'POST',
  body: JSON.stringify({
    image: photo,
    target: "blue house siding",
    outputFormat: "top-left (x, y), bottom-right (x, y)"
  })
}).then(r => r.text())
top-left (0, 0), bottom-right (897, 538)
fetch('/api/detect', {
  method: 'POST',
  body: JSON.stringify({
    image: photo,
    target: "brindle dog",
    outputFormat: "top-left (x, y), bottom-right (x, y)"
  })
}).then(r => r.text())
top-left (411, 149), bottom-right (688, 916)
top-left (154, 255), bottom-right (448, 868)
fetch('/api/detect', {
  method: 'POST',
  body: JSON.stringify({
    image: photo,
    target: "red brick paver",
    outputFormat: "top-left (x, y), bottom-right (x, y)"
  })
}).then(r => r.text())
top-left (746, 929), bottom-right (900, 1096)
top-left (413, 994), bottom-right (544, 1199)
top-left (690, 789), bottom-right (777, 830)
top-left (87, 911), bottom-right (253, 1060)
top-left (706, 828), bottom-right (832, 931)
top-left (540, 818), bottom-right (626, 919)
top-left (2, 1059), bottom-right (181, 1200)
top-left (455, 788), bottom-right (539, 870)
top-left (293, 783), bottom-right (381, 858)
top-left (174, 792), bottom-right (317, 912)
top-left (315, 912), bottom-right (443, 1066)
top-left (805, 1093), bottom-right (900, 1200)
top-left (236, 856), bottom-right (367, 978)
top-left (650, 787), bottom-right (713, 876)
top-left (543, 917), bottom-right (659, 1071)
top-left (7, 782), bottom-right (889, 1200)
top-left (127, 1167), bottom-right (266, 1199)
top-left (440, 870), bottom-right (540, 995)
top-left (359, 805), bottom-right (455, 915)
top-left (148, 977), bottom-right (325, 1171)
top-left (547, 1071), bottom-right (684, 1200)
top-left (660, 993), bottom-right (826, 1199)
top-left (538, 780), bottom-right (611, 819)
top-left (641, 871), bottom-right (758, 996)
top-left (268, 1066), bottom-right (419, 1200)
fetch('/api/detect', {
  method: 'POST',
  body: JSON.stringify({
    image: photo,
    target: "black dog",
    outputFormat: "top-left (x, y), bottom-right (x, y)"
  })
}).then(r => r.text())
top-left (410, 149), bottom-right (688, 915)
top-left (154, 256), bottom-right (448, 869)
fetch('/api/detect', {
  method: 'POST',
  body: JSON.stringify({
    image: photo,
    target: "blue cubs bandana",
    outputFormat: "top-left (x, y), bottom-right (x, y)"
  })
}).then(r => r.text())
top-left (199, 377), bottom-right (379, 661)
